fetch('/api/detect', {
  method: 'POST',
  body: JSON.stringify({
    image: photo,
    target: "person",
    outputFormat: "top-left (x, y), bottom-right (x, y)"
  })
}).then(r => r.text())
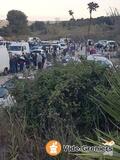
top-left (41, 52), bottom-right (46, 68)
top-left (90, 47), bottom-right (96, 55)
top-left (18, 56), bottom-right (25, 72)
top-left (52, 51), bottom-right (56, 63)
top-left (24, 53), bottom-right (31, 69)
top-left (31, 53), bottom-right (37, 68)
top-left (9, 54), bottom-right (14, 73)
top-left (14, 54), bottom-right (18, 73)
top-left (9, 54), bottom-right (17, 73)
top-left (37, 53), bottom-right (42, 69)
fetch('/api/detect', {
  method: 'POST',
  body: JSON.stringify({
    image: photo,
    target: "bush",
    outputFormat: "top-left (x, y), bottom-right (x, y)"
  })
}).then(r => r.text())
top-left (11, 62), bottom-right (111, 137)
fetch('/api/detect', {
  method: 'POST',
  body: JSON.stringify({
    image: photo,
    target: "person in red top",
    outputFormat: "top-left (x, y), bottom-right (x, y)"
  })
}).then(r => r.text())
top-left (90, 47), bottom-right (97, 55)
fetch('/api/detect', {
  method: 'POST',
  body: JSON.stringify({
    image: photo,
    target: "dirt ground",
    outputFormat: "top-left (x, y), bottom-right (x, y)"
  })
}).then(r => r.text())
top-left (0, 75), bottom-right (13, 85)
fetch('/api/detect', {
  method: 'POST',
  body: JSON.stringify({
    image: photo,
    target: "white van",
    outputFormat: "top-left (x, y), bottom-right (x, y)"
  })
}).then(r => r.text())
top-left (0, 46), bottom-right (9, 73)
top-left (8, 42), bottom-right (30, 55)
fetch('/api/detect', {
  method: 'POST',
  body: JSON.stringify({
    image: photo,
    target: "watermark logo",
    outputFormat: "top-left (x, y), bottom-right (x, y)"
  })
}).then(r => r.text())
top-left (45, 140), bottom-right (114, 157)
top-left (45, 140), bottom-right (62, 156)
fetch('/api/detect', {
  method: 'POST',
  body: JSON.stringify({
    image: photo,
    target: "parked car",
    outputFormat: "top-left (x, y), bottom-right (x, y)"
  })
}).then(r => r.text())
top-left (8, 42), bottom-right (30, 55)
top-left (98, 40), bottom-right (108, 47)
top-left (106, 41), bottom-right (118, 50)
top-left (87, 54), bottom-right (113, 68)
top-left (0, 87), bottom-right (14, 107)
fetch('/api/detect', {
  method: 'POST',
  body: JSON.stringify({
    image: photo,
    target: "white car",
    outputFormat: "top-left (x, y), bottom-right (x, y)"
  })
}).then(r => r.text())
top-left (98, 40), bottom-right (108, 47)
top-left (106, 41), bottom-right (118, 49)
top-left (87, 55), bottom-right (113, 68)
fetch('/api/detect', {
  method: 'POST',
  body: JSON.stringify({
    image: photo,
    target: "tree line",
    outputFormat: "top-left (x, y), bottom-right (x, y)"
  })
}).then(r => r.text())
top-left (0, 1), bottom-right (119, 38)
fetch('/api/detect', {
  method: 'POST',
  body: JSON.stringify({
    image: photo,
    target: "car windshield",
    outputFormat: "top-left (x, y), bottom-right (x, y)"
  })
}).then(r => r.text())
top-left (0, 87), bottom-right (8, 98)
top-left (9, 46), bottom-right (22, 51)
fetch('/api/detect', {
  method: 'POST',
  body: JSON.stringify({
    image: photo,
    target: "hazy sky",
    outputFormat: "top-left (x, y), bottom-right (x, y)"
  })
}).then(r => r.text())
top-left (0, 0), bottom-right (120, 21)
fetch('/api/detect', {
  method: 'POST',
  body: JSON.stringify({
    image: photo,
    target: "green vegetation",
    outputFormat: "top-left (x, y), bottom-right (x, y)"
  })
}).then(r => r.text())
top-left (0, 10), bottom-right (29, 37)
top-left (11, 62), bottom-right (112, 136)
top-left (7, 10), bottom-right (29, 35)
top-left (75, 70), bottom-right (120, 160)
top-left (30, 21), bottom-right (47, 34)
top-left (0, 62), bottom-right (120, 159)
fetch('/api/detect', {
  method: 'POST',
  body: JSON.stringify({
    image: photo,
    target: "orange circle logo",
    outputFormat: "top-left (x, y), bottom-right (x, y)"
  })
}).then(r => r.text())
top-left (45, 140), bottom-right (62, 156)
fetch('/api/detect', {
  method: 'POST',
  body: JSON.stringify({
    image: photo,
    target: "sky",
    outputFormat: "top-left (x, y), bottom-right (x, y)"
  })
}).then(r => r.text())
top-left (0, 0), bottom-right (120, 21)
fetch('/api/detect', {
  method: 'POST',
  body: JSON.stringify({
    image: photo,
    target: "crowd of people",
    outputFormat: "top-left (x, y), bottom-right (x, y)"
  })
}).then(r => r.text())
top-left (8, 38), bottom-right (117, 74)
top-left (9, 40), bottom-right (81, 73)
top-left (9, 52), bottom-right (46, 73)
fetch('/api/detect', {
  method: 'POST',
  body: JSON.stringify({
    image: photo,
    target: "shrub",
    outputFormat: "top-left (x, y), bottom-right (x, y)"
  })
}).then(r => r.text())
top-left (11, 62), bottom-right (110, 137)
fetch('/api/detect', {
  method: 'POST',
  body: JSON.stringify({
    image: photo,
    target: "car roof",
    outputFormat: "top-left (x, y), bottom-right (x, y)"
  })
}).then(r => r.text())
top-left (98, 40), bottom-right (107, 42)
top-left (88, 55), bottom-right (107, 60)
top-left (87, 54), bottom-right (102, 57)
top-left (87, 55), bottom-right (110, 61)
top-left (107, 41), bottom-right (116, 43)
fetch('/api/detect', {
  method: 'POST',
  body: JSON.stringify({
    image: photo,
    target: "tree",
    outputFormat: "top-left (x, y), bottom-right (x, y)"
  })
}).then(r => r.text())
top-left (30, 21), bottom-right (47, 33)
top-left (7, 10), bottom-right (29, 35)
top-left (68, 10), bottom-right (75, 20)
top-left (87, 2), bottom-right (99, 36)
